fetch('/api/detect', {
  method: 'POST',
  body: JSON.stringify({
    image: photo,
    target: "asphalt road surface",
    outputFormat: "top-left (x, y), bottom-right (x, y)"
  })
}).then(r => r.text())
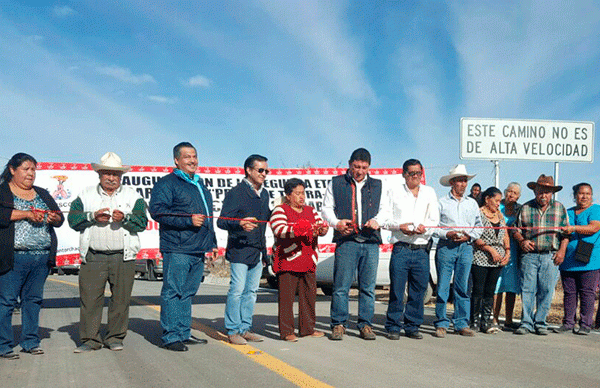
top-left (2, 274), bottom-right (600, 388)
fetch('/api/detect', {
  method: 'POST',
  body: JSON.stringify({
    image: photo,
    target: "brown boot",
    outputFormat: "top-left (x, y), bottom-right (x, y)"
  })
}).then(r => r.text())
top-left (359, 326), bottom-right (376, 340)
top-left (330, 325), bottom-right (345, 340)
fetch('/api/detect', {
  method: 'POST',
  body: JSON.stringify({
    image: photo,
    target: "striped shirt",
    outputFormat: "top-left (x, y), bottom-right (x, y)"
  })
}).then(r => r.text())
top-left (516, 199), bottom-right (568, 252)
top-left (270, 203), bottom-right (322, 273)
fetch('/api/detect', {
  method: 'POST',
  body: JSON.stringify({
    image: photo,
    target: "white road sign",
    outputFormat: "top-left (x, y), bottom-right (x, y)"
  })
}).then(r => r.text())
top-left (460, 118), bottom-right (594, 162)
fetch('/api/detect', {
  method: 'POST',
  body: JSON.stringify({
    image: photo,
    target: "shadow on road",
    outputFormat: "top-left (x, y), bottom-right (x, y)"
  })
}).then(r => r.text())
top-left (128, 317), bottom-right (163, 347)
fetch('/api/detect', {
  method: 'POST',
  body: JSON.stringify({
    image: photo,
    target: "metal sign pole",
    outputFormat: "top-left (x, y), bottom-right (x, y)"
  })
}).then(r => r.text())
top-left (554, 162), bottom-right (560, 200)
top-left (494, 160), bottom-right (500, 188)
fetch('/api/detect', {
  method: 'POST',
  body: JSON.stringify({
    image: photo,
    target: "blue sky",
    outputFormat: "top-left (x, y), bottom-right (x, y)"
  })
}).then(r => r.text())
top-left (1, 1), bottom-right (599, 203)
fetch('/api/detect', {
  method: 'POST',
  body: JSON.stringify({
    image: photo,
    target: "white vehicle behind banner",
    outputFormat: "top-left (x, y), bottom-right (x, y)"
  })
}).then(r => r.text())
top-left (35, 163), bottom-right (435, 300)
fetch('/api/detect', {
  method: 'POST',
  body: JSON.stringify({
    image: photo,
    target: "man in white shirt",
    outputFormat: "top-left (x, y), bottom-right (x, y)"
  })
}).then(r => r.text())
top-left (68, 152), bottom-right (147, 353)
top-left (322, 148), bottom-right (382, 341)
top-left (376, 159), bottom-right (439, 340)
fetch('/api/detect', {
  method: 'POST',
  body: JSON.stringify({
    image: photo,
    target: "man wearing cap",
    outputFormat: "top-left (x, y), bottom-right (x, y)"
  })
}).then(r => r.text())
top-left (433, 164), bottom-right (483, 338)
top-left (322, 148), bottom-right (383, 341)
top-left (512, 175), bottom-right (569, 336)
top-left (150, 142), bottom-right (217, 351)
top-left (68, 152), bottom-right (148, 353)
top-left (375, 158), bottom-right (439, 340)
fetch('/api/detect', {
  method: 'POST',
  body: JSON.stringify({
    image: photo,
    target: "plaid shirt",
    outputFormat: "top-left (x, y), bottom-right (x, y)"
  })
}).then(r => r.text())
top-left (516, 198), bottom-right (569, 251)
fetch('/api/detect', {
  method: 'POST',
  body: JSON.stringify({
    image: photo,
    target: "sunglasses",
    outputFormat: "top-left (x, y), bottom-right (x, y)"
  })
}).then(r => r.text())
top-left (405, 171), bottom-right (423, 177)
top-left (253, 167), bottom-right (270, 175)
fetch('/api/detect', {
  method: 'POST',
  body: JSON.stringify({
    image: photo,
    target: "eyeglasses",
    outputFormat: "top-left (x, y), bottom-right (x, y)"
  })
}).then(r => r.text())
top-left (405, 171), bottom-right (423, 177)
top-left (253, 167), bottom-right (270, 175)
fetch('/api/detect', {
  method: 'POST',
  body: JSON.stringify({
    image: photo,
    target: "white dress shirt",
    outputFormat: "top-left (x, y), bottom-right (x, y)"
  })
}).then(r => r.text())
top-left (322, 177), bottom-right (366, 228)
top-left (375, 176), bottom-right (439, 245)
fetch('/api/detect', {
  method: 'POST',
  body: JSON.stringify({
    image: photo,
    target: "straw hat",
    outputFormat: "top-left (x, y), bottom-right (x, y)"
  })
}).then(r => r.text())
top-left (526, 174), bottom-right (562, 193)
top-left (439, 164), bottom-right (476, 187)
top-left (91, 152), bottom-right (130, 173)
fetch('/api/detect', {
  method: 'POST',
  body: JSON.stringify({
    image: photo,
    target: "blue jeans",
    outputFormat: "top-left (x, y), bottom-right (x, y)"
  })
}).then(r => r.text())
top-left (520, 252), bottom-right (559, 331)
top-left (386, 244), bottom-right (430, 334)
top-left (330, 241), bottom-right (379, 329)
top-left (160, 252), bottom-right (204, 345)
top-left (0, 251), bottom-right (50, 355)
top-left (435, 241), bottom-right (473, 330)
top-left (224, 261), bottom-right (263, 335)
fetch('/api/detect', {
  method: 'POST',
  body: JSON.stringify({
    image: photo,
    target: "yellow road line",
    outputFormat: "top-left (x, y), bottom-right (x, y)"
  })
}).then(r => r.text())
top-left (48, 277), bottom-right (333, 388)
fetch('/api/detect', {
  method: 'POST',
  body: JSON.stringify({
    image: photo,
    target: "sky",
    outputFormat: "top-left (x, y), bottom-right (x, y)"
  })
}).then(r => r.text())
top-left (1, 0), bottom-right (599, 204)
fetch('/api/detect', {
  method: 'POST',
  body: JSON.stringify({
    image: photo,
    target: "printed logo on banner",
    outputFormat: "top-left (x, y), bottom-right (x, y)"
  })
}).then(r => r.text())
top-left (51, 175), bottom-right (71, 200)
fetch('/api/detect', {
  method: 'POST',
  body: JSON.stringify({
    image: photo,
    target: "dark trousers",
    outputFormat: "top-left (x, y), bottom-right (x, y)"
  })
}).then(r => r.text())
top-left (79, 251), bottom-right (135, 348)
top-left (277, 272), bottom-right (316, 338)
top-left (471, 264), bottom-right (502, 330)
top-left (385, 243), bottom-right (430, 334)
top-left (561, 269), bottom-right (600, 329)
top-left (471, 265), bottom-right (503, 300)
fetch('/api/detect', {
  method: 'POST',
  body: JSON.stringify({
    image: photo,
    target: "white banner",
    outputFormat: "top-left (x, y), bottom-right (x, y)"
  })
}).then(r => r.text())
top-left (460, 117), bottom-right (595, 162)
top-left (35, 163), bottom-right (411, 267)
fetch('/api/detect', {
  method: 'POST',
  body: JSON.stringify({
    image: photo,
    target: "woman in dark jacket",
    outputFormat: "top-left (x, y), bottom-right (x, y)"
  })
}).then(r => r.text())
top-left (0, 153), bottom-right (64, 359)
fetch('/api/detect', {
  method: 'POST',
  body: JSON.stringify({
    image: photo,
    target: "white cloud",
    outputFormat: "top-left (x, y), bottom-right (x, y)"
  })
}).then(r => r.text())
top-left (28, 35), bottom-right (44, 42)
top-left (0, 20), bottom-right (177, 165)
top-left (258, 0), bottom-right (375, 102)
top-left (183, 75), bottom-right (211, 88)
top-left (95, 65), bottom-right (156, 84)
top-left (53, 5), bottom-right (76, 18)
top-left (145, 95), bottom-right (177, 104)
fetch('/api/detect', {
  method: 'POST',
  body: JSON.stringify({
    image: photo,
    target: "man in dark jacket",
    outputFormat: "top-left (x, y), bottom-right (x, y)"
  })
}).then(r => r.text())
top-left (217, 154), bottom-right (270, 345)
top-left (149, 142), bottom-right (217, 352)
top-left (322, 148), bottom-right (382, 340)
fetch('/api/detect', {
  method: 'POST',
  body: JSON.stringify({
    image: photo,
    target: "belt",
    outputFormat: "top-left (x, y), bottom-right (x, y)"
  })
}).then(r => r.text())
top-left (89, 248), bottom-right (124, 255)
top-left (531, 250), bottom-right (554, 254)
top-left (395, 241), bottom-right (429, 250)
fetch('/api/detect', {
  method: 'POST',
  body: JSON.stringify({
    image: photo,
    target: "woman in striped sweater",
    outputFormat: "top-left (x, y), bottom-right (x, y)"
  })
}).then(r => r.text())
top-left (270, 178), bottom-right (329, 342)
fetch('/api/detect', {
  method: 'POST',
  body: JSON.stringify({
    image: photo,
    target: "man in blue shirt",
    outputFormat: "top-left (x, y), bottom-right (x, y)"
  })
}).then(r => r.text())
top-left (433, 165), bottom-right (483, 338)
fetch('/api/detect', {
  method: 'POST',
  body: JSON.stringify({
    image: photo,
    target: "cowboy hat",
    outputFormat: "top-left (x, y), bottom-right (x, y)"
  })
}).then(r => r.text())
top-left (439, 164), bottom-right (476, 187)
top-left (526, 174), bottom-right (562, 192)
top-left (91, 152), bottom-right (130, 173)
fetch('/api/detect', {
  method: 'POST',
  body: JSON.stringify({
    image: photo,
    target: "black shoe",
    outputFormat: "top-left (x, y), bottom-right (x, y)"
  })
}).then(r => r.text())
top-left (514, 326), bottom-right (530, 335)
top-left (184, 336), bottom-right (208, 345)
top-left (552, 325), bottom-right (573, 334)
top-left (405, 331), bottom-right (423, 340)
top-left (163, 342), bottom-right (188, 352)
top-left (387, 332), bottom-right (401, 340)
top-left (575, 326), bottom-right (591, 335)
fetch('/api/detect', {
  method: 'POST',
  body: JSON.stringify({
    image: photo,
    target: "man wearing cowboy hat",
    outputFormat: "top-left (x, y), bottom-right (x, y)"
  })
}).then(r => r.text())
top-left (512, 174), bottom-right (569, 336)
top-left (433, 164), bottom-right (483, 338)
top-left (68, 152), bottom-right (148, 353)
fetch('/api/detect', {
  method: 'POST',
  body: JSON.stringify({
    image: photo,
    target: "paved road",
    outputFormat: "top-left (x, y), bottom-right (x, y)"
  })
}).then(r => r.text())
top-left (2, 274), bottom-right (600, 388)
